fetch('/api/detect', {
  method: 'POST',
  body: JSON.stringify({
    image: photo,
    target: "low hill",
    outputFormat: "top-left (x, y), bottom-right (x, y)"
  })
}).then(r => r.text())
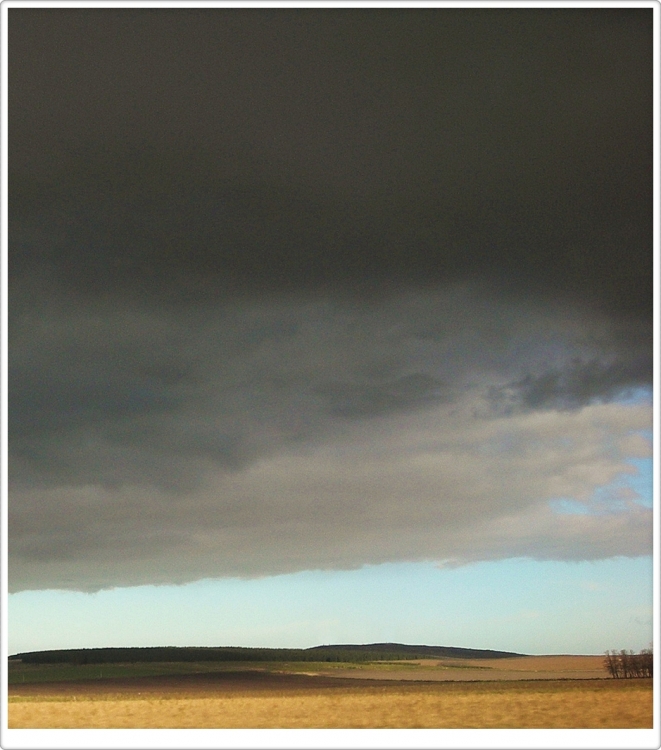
top-left (307, 643), bottom-right (521, 659)
top-left (9, 643), bottom-right (523, 665)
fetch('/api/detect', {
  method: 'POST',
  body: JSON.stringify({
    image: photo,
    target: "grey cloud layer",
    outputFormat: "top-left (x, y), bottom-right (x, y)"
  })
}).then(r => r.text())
top-left (8, 9), bottom-right (652, 591)
top-left (9, 291), bottom-right (652, 591)
top-left (10, 396), bottom-right (651, 592)
top-left (10, 290), bottom-right (647, 490)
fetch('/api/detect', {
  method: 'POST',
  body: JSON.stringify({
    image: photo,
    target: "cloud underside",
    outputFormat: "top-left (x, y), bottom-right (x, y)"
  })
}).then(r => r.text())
top-left (9, 291), bottom-right (652, 592)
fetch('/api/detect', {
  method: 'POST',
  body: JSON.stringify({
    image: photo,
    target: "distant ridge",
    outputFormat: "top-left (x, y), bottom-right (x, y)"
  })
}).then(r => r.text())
top-left (9, 643), bottom-right (523, 664)
top-left (307, 643), bottom-right (522, 659)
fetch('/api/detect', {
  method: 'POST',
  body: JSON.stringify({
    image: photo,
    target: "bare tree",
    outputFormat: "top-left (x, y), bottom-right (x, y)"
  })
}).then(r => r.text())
top-left (640, 647), bottom-right (653, 678)
top-left (605, 647), bottom-right (653, 678)
top-left (604, 650), bottom-right (621, 678)
top-left (620, 649), bottom-right (633, 678)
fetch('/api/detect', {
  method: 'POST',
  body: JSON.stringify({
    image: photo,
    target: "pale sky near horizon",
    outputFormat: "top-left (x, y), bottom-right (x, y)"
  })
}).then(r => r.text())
top-left (6, 6), bottom-right (655, 658)
top-left (9, 554), bottom-right (654, 657)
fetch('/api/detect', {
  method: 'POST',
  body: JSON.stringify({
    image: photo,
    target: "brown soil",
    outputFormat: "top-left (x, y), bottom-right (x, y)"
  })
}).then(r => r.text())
top-left (317, 655), bottom-right (610, 682)
top-left (462, 655), bottom-right (607, 671)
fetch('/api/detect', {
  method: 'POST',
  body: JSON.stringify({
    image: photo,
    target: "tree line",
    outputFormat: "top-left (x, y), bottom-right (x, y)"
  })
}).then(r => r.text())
top-left (9, 646), bottom-right (447, 665)
top-left (604, 648), bottom-right (653, 678)
top-left (9, 643), bottom-right (520, 666)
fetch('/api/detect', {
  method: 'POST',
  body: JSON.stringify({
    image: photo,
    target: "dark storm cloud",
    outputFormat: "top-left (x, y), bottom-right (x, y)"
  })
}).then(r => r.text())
top-left (10, 289), bottom-right (644, 493)
top-left (487, 355), bottom-right (654, 414)
top-left (317, 373), bottom-right (448, 418)
top-left (10, 8), bottom-right (652, 313)
top-left (8, 7), bottom-right (653, 591)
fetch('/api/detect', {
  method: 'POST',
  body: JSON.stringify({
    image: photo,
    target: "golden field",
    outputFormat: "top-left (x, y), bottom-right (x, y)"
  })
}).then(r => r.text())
top-left (9, 674), bottom-right (652, 729)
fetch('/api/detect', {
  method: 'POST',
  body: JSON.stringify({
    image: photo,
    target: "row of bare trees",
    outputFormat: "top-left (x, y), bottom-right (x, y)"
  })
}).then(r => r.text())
top-left (604, 648), bottom-right (653, 678)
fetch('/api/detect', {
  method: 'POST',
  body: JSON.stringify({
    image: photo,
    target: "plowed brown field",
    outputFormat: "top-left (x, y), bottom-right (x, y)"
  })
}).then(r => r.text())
top-left (327, 654), bottom-right (610, 681)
